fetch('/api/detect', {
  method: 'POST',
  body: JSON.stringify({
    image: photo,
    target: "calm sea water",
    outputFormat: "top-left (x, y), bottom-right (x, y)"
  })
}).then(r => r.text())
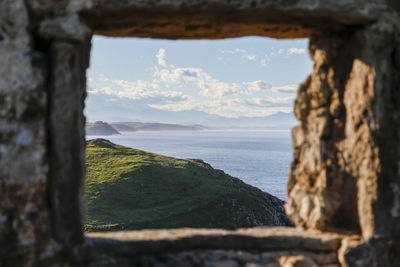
top-left (87, 130), bottom-right (292, 200)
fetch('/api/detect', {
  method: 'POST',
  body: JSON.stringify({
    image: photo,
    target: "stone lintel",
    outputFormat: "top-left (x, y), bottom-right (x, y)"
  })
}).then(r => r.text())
top-left (77, 0), bottom-right (385, 39)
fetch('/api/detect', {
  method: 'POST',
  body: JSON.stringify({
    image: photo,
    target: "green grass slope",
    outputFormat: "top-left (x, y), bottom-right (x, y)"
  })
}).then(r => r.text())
top-left (85, 139), bottom-right (293, 232)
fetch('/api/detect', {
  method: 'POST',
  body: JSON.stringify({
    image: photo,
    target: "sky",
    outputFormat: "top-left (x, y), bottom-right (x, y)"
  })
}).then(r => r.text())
top-left (86, 36), bottom-right (313, 124)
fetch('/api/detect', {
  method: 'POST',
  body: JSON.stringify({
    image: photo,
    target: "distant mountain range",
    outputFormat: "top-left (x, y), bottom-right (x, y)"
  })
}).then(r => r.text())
top-left (86, 121), bottom-right (206, 136)
top-left (201, 112), bottom-right (298, 128)
top-left (110, 122), bottom-right (206, 132)
top-left (85, 94), bottom-right (297, 127)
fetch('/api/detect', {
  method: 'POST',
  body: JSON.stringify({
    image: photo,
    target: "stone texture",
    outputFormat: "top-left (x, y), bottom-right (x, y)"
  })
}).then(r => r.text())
top-left (286, 32), bottom-right (362, 232)
top-left (69, 248), bottom-right (339, 267)
top-left (48, 39), bottom-right (89, 246)
top-left (352, 13), bottom-right (400, 242)
top-left (38, 14), bottom-right (91, 42)
top-left (73, 227), bottom-right (342, 266)
top-left (77, 0), bottom-right (388, 39)
top-left (286, 12), bottom-right (400, 239)
top-left (0, 0), bottom-right (399, 266)
top-left (0, 0), bottom-right (52, 266)
top-left (285, 10), bottom-right (400, 266)
top-left (86, 227), bottom-right (343, 253)
top-left (338, 236), bottom-right (400, 267)
top-left (387, 0), bottom-right (400, 12)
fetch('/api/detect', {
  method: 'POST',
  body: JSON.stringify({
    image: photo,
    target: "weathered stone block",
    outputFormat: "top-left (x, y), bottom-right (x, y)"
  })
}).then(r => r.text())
top-left (286, 32), bottom-right (361, 232)
top-left (39, 14), bottom-right (91, 42)
top-left (0, 0), bottom-right (51, 266)
top-left (48, 40), bottom-right (89, 247)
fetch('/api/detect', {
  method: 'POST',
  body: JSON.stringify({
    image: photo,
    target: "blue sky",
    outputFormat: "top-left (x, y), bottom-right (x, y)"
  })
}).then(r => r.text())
top-left (86, 36), bottom-right (313, 123)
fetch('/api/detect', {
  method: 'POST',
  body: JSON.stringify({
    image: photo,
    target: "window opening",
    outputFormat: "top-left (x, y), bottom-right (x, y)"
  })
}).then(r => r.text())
top-left (84, 36), bottom-right (312, 232)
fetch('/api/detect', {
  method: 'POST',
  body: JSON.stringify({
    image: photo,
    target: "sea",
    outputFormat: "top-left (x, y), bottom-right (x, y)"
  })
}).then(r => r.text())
top-left (87, 129), bottom-right (292, 201)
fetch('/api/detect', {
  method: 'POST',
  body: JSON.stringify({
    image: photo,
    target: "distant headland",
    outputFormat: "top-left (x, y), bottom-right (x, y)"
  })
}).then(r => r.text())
top-left (86, 121), bottom-right (206, 136)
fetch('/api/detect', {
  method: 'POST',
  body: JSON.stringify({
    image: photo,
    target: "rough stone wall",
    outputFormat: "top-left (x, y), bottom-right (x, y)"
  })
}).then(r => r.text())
top-left (286, 11), bottom-right (400, 266)
top-left (36, 0), bottom-right (92, 256)
top-left (0, 0), bottom-right (399, 266)
top-left (0, 1), bottom-right (51, 266)
top-left (341, 14), bottom-right (400, 266)
top-left (286, 32), bottom-right (362, 232)
top-left (1, 1), bottom-right (91, 265)
top-left (354, 14), bottom-right (400, 242)
top-left (286, 12), bottom-right (400, 235)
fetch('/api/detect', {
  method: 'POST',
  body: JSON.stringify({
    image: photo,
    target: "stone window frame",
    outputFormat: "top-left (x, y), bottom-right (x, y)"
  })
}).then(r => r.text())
top-left (41, 0), bottom-right (398, 244)
top-left (3, 1), bottom-right (399, 265)
top-left (45, 3), bottom-right (337, 246)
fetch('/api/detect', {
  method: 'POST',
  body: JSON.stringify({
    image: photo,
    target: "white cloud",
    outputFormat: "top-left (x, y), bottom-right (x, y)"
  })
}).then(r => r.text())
top-left (271, 85), bottom-right (298, 94)
top-left (89, 46), bottom-right (300, 119)
top-left (154, 66), bottom-right (283, 98)
top-left (235, 48), bottom-right (247, 53)
top-left (92, 86), bottom-right (189, 103)
top-left (220, 48), bottom-right (247, 55)
top-left (266, 96), bottom-right (296, 104)
top-left (219, 48), bottom-right (262, 65)
top-left (98, 74), bottom-right (110, 82)
top-left (154, 67), bottom-right (201, 83)
top-left (156, 48), bottom-right (167, 67)
top-left (154, 67), bottom-right (239, 98)
top-left (243, 80), bottom-right (272, 93)
top-left (287, 48), bottom-right (307, 55)
top-left (88, 76), bottom-right (190, 104)
top-left (150, 97), bottom-right (293, 118)
top-left (278, 48), bottom-right (285, 54)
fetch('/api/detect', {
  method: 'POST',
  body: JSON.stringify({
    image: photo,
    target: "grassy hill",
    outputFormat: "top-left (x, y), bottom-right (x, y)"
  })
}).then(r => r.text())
top-left (85, 139), bottom-right (293, 231)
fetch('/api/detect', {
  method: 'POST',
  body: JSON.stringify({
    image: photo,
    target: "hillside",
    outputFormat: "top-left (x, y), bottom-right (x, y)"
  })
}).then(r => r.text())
top-left (86, 121), bottom-right (120, 136)
top-left (85, 139), bottom-right (293, 231)
top-left (110, 122), bottom-right (205, 132)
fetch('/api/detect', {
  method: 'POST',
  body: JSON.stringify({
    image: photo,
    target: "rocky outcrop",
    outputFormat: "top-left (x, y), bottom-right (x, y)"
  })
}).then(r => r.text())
top-left (110, 122), bottom-right (205, 131)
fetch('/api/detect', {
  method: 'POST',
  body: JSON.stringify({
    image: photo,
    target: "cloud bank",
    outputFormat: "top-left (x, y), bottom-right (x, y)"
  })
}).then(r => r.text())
top-left (88, 48), bottom-right (298, 118)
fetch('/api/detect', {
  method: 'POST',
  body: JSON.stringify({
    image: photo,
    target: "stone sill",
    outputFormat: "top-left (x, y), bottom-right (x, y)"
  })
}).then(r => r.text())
top-left (85, 227), bottom-right (344, 256)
